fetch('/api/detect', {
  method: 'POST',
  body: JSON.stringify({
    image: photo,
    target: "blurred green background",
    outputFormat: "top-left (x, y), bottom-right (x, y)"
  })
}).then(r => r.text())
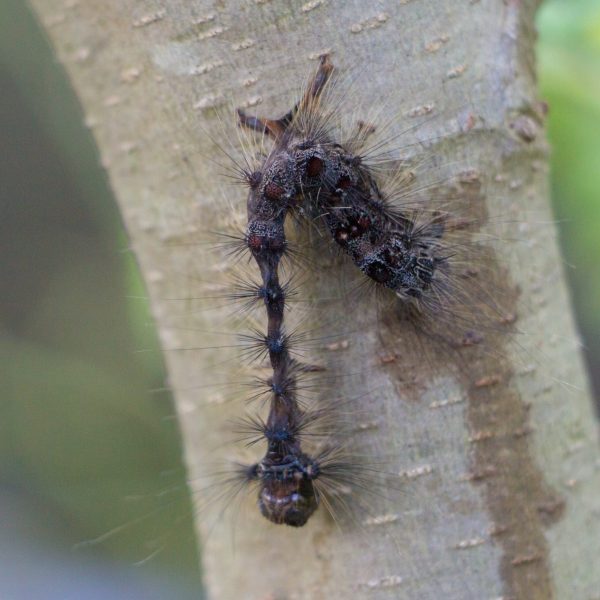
top-left (0, 0), bottom-right (598, 597)
top-left (537, 0), bottom-right (600, 397)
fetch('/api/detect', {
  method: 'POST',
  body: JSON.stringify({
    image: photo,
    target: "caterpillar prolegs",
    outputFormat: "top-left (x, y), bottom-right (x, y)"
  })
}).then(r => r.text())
top-left (230, 55), bottom-right (503, 527)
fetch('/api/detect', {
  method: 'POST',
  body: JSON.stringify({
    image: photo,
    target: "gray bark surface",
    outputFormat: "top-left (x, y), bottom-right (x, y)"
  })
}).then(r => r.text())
top-left (30, 1), bottom-right (600, 598)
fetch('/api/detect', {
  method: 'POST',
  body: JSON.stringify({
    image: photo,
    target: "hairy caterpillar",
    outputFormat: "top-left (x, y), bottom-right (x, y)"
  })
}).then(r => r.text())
top-left (79, 51), bottom-right (561, 586)
top-left (192, 54), bottom-right (522, 531)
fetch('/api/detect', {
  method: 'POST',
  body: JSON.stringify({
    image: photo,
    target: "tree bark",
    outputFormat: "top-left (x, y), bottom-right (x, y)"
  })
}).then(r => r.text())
top-left (29, 1), bottom-right (600, 598)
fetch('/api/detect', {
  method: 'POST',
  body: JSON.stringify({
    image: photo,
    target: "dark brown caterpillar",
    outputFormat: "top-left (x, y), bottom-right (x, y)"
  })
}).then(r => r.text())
top-left (233, 54), bottom-right (458, 527)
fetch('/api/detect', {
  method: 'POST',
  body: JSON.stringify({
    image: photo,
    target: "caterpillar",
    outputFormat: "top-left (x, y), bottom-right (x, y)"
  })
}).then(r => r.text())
top-left (217, 54), bottom-right (516, 528)
top-left (78, 51), bottom-right (546, 574)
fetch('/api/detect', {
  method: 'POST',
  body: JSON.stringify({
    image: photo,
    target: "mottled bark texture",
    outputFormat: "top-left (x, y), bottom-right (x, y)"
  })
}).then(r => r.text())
top-left (30, 1), bottom-right (600, 599)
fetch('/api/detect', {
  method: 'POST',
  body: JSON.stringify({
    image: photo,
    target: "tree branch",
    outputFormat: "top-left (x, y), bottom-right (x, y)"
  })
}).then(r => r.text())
top-left (30, 1), bottom-right (600, 598)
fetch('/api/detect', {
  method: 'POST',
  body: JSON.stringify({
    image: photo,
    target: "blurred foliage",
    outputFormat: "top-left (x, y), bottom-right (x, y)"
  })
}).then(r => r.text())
top-left (537, 0), bottom-right (600, 397)
top-left (0, 0), bottom-right (201, 597)
top-left (0, 0), bottom-right (598, 598)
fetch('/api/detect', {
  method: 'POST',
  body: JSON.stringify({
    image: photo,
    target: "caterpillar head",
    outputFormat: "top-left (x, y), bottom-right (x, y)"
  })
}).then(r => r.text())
top-left (253, 456), bottom-right (320, 527)
top-left (258, 478), bottom-right (318, 527)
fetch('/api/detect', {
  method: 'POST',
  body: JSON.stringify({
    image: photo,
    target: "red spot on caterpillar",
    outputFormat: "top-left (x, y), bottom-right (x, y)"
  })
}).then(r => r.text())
top-left (246, 233), bottom-right (263, 250)
top-left (358, 216), bottom-right (370, 230)
top-left (265, 182), bottom-right (284, 200)
top-left (337, 175), bottom-right (352, 189)
top-left (306, 156), bottom-right (324, 177)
